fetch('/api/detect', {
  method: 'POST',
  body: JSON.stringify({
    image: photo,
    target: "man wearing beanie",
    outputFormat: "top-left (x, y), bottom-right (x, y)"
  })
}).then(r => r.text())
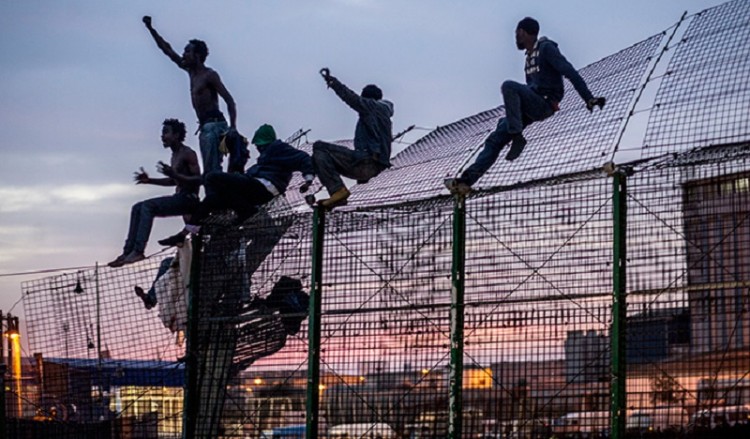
top-left (445, 16), bottom-right (606, 196)
top-left (310, 68), bottom-right (394, 209)
top-left (164, 124), bottom-right (314, 238)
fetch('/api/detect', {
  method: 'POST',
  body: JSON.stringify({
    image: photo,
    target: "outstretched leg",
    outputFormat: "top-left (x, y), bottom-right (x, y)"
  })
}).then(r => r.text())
top-left (109, 194), bottom-right (197, 267)
top-left (458, 118), bottom-right (514, 187)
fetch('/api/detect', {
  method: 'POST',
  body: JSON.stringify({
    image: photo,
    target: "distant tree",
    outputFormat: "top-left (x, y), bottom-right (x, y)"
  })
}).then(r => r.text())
top-left (651, 375), bottom-right (680, 404)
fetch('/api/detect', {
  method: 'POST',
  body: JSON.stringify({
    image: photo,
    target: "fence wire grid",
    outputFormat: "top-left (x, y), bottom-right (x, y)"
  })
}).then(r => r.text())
top-left (7, 1), bottom-right (750, 438)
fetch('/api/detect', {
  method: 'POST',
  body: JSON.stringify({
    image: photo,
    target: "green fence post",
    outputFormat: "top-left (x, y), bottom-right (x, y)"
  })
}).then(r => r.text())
top-left (183, 235), bottom-right (203, 439)
top-left (306, 206), bottom-right (326, 439)
top-left (449, 195), bottom-right (466, 439)
top-left (611, 168), bottom-right (628, 439)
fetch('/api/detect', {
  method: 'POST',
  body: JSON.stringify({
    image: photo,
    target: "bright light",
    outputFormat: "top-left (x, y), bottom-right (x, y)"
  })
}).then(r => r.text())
top-left (253, 378), bottom-right (263, 385)
top-left (359, 376), bottom-right (366, 382)
top-left (421, 369), bottom-right (430, 375)
top-left (11, 333), bottom-right (23, 417)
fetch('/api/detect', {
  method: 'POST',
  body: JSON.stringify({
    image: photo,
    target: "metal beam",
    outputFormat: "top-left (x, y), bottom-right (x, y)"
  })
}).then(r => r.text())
top-left (306, 207), bottom-right (326, 439)
top-left (611, 169), bottom-right (628, 439)
top-left (449, 195), bottom-right (467, 439)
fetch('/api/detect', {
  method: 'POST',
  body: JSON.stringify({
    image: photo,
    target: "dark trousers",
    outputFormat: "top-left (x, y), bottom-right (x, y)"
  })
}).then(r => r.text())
top-left (461, 80), bottom-right (554, 185)
top-left (191, 172), bottom-right (274, 224)
top-left (312, 141), bottom-right (385, 193)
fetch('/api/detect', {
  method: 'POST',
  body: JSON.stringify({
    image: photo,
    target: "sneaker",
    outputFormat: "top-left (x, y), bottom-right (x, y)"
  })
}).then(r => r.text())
top-left (107, 254), bottom-right (127, 268)
top-left (158, 232), bottom-right (186, 247)
top-left (505, 133), bottom-right (527, 161)
top-left (122, 251), bottom-right (146, 265)
top-left (319, 187), bottom-right (351, 209)
top-left (444, 178), bottom-right (472, 196)
top-left (134, 285), bottom-right (157, 310)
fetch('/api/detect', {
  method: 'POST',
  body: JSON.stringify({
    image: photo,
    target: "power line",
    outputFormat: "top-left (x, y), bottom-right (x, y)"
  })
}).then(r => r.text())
top-left (0, 265), bottom-right (97, 278)
top-left (0, 249), bottom-right (172, 278)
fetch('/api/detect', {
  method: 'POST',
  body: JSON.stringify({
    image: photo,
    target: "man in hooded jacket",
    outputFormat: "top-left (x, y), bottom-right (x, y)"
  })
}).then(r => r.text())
top-left (445, 17), bottom-right (606, 196)
top-left (310, 68), bottom-right (394, 209)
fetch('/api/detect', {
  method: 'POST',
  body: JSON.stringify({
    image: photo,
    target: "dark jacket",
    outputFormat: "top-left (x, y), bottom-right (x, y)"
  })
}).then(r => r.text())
top-left (525, 37), bottom-right (594, 104)
top-left (329, 78), bottom-right (394, 168)
top-left (245, 140), bottom-right (314, 194)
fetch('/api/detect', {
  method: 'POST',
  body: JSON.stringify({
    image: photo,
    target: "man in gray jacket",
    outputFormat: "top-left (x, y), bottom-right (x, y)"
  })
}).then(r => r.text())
top-left (311, 68), bottom-right (393, 209)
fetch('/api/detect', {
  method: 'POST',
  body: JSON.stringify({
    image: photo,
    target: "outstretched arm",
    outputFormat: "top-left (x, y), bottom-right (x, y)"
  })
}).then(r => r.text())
top-left (142, 16), bottom-right (184, 70)
top-left (134, 166), bottom-right (175, 186)
top-left (329, 77), bottom-right (368, 113)
top-left (208, 70), bottom-right (237, 128)
top-left (320, 68), bottom-right (371, 114)
top-left (542, 43), bottom-right (594, 102)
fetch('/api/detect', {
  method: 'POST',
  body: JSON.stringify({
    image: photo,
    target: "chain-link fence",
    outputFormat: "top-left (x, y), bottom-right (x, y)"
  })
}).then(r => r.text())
top-left (6, 1), bottom-right (750, 438)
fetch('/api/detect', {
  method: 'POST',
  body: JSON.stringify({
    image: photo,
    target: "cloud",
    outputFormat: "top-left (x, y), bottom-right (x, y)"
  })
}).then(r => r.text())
top-left (0, 184), bottom-right (133, 213)
top-left (331, 0), bottom-right (375, 7)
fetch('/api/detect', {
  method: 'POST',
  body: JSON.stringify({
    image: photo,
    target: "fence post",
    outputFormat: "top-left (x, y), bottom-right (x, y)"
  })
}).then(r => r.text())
top-left (449, 195), bottom-right (466, 439)
top-left (611, 168), bottom-right (628, 439)
top-left (183, 236), bottom-right (203, 439)
top-left (306, 206), bottom-right (326, 439)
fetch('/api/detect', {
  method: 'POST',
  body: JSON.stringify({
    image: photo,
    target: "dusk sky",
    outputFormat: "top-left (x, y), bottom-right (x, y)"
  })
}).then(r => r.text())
top-left (0, 0), bottom-right (728, 317)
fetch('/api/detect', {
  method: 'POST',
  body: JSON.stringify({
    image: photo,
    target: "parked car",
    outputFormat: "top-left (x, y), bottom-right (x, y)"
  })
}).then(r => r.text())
top-left (626, 407), bottom-right (688, 433)
top-left (503, 418), bottom-right (552, 439)
top-left (328, 422), bottom-right (399, 439)
top-left (552, 411), bottom-right (609, 438)
top-left (690, 404), bottom-right (750, 430)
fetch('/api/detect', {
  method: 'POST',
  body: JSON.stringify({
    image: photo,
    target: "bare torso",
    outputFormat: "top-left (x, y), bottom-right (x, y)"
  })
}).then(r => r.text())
top-left (171, 146), bottom-right (200, 194)
top-left (189, 67), bottom-right (221, 122)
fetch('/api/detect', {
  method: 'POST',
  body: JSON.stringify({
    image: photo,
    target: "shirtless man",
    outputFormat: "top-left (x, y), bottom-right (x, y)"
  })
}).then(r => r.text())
top-left (108, 119), bottom-right (201, 267)
top-left (143, 16), bottom-right (237, 175)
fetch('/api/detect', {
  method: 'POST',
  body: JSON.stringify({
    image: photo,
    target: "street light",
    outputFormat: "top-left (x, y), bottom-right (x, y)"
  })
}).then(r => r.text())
top-left (6, 316), bottom-right (19, 339)
top-left (1, 313), bottom-right (23, 421)
top-left (0, 311), bottom-right (21, 431)
top-left (0, 310), bottom-right (6, 437)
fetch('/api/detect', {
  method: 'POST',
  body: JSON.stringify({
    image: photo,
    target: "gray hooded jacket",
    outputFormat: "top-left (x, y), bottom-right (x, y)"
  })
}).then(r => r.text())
top-left (329, 78), bottom-right (394, 168)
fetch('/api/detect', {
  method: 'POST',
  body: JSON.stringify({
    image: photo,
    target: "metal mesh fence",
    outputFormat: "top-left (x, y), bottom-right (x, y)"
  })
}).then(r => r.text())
top-left (624, 147), bottom-right (750, 437)
top-left (6, 1), bottom-right (750, 438)
top-left (317, 200), bottom-right (454, 437)
top-left (643, 0), bottom-right (750, 156)
top-left (456, 177), bottom-right (615, 438)
top-left (13, 149), bottom-right (750, 438)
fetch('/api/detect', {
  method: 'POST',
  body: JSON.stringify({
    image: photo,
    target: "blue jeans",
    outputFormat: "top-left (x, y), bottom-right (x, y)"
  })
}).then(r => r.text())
top-left (312, 141), bottom-right (385, 193)
top-left (122, 192), bottom-right (199, 255)
top-left (199, 121), bottom-right (229, 174)
top-left (461, 80), bottom-right (554, 185)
